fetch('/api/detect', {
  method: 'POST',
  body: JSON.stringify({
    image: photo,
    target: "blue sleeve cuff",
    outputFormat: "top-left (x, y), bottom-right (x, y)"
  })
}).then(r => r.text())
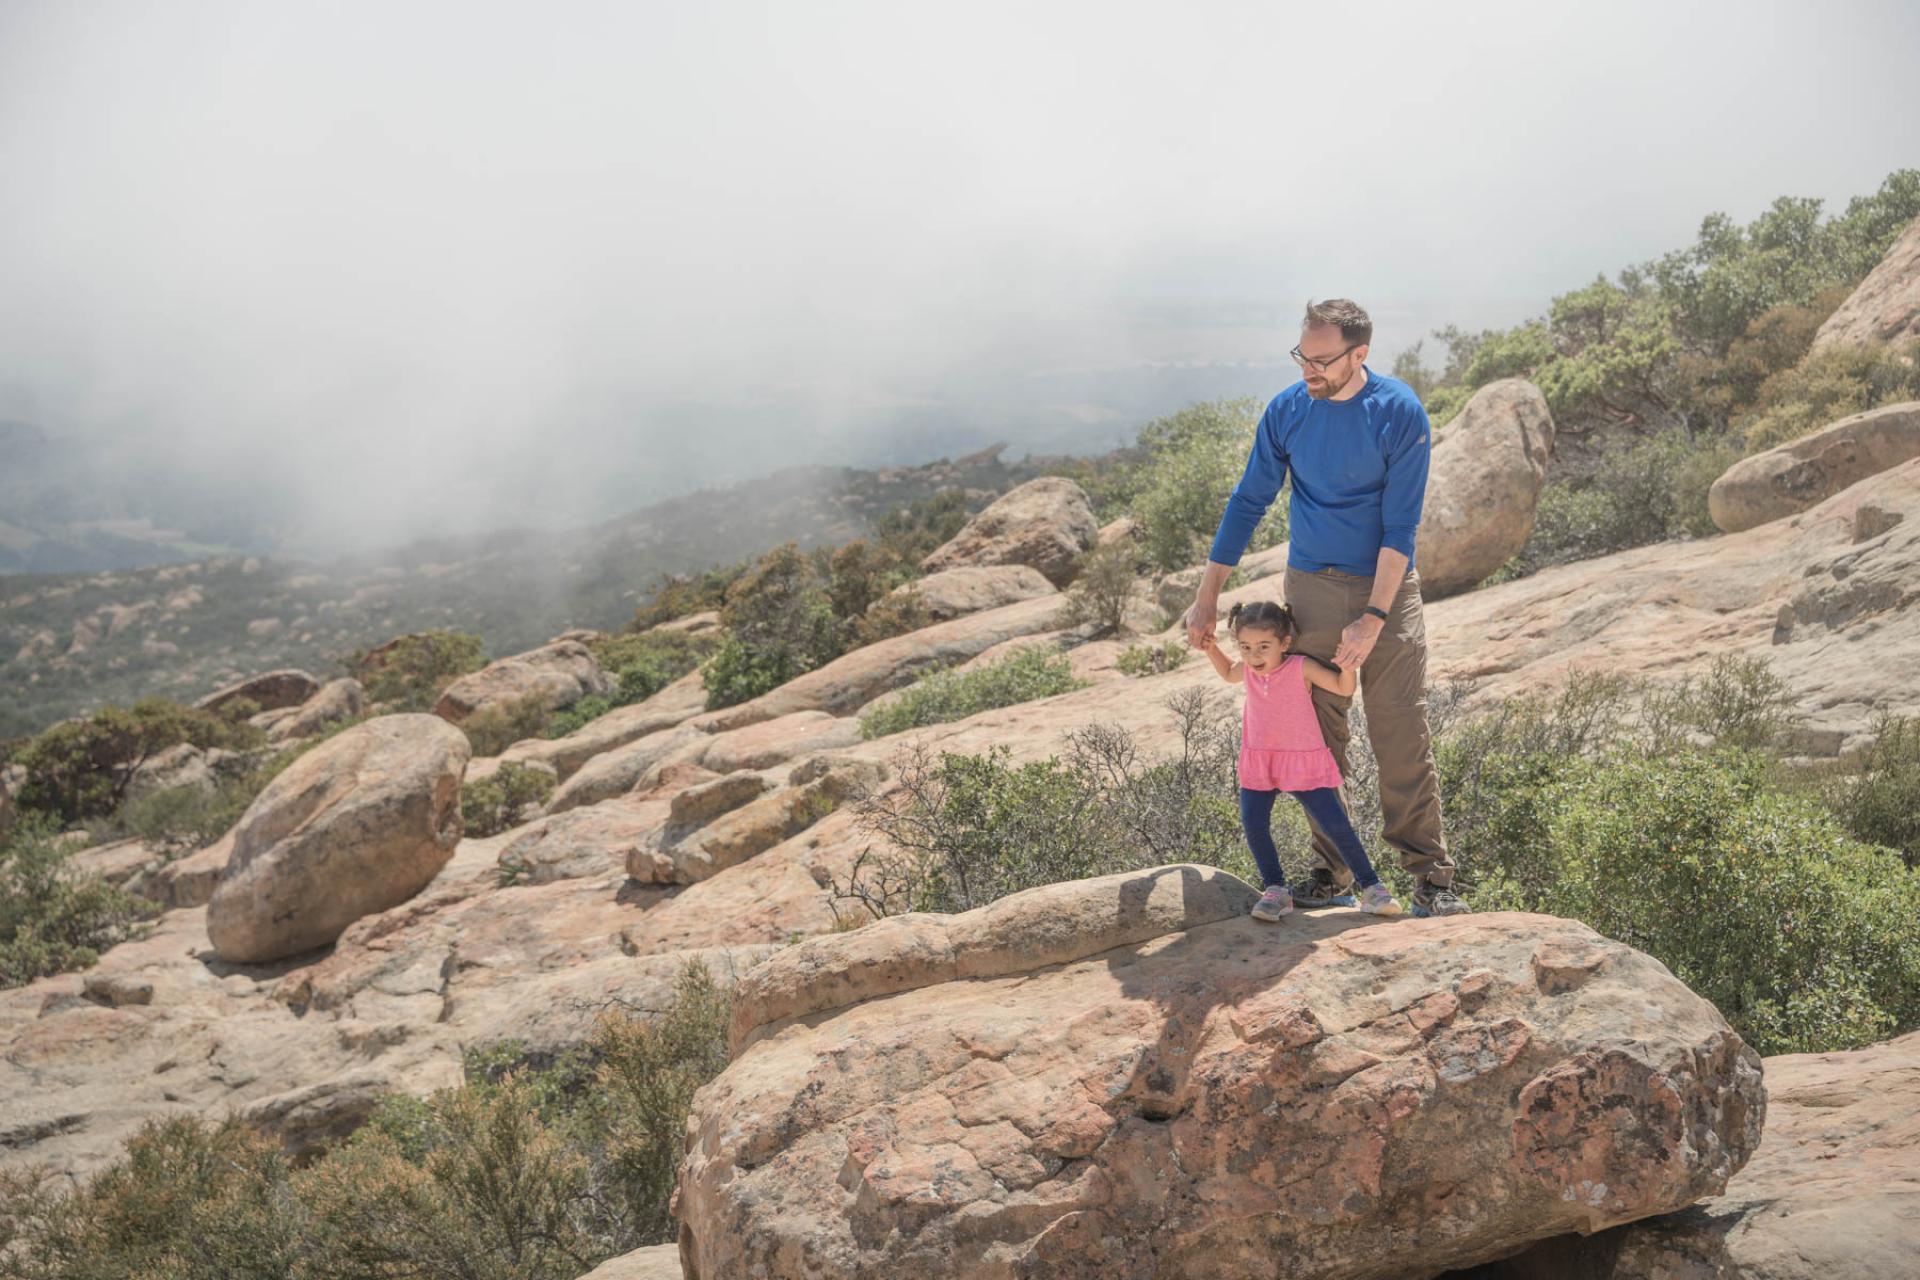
top-left (1381, 525), bottom-right (1419, 559)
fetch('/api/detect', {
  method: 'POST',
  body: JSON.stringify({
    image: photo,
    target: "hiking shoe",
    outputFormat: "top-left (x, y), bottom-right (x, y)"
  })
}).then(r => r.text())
top-left (1411, 880), bottom-right (1471, 918)
top-left (1358, 883), bottom-right (1403, 917)
top-left (1250, 886), bottom-right (1294, 922)
top-left (1290, 869), bottom-right (1356, 909)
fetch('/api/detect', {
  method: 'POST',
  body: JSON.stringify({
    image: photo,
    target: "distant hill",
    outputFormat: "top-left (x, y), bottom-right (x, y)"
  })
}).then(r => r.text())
top-left (0, 446), bottom-right (1056, 739)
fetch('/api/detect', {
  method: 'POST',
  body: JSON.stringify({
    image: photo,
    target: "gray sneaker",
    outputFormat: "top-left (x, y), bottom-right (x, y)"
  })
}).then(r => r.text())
top-left (1250, 885), bottom-right (1294, 922)
top-left (1290, 869), bottom-right (1357, 909)
top-left (1358, 883), bottom-right (1403, 917)
top-left (1411, 880), bottom-right (1471, 918)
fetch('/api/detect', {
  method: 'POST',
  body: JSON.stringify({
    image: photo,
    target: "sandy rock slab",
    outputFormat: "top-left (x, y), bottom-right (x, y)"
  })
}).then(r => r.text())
top-left (677, 872), bottom-right (1763, 1280)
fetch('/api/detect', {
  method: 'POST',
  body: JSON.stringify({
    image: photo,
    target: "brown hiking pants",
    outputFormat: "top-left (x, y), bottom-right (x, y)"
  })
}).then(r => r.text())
top-left (1282, 566), bottom-right (1453, 888)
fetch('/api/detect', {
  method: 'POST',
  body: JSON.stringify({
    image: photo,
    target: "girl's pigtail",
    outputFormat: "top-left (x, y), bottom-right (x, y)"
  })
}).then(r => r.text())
top-left (1226, 602), bottom-right (1244, 630)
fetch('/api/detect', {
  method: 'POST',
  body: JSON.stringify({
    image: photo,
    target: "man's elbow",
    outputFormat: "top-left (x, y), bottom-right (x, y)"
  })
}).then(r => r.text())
top-left (1381, 526), bottom-right (1419, 560)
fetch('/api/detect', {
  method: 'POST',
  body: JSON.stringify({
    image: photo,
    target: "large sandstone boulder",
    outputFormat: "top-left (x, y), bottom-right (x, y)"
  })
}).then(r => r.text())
top-left (921, 477), bottom-right (1099, 587)
top-left (1419, 378), bottom-right (1556, 597)
top-left (1708, 401), bottom-right (1920, 533)
top-left (432, 639), bottom-right (613, 725)
top-left (1813, 214), bottom-right (1920, 352)
top-left (1492, 1030), bottom-right (1919, 1280)
top-left (196, 669), bottom-right (322, 715)
top-left (680, 867), bottom-right (1763, 1280)
top-left (266, 677), bottom-right (365, 742)
top-left (882, 565), bottom-right (1059, 623)
top-left (206, 715), bottom-right (470, 962)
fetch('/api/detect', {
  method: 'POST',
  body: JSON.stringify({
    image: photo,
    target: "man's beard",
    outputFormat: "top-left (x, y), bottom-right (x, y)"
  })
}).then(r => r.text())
top-left (1304, 366), bottom-right (1355, 400)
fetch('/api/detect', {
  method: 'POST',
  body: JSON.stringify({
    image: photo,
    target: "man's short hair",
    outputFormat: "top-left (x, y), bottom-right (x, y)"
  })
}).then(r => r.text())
top-left (1302, 299), bottom-right (1372, 347)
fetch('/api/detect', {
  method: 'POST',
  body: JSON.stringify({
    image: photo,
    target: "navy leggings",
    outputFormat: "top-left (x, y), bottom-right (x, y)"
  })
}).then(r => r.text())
top-left (1239, 786), bottom-right (1382, 891)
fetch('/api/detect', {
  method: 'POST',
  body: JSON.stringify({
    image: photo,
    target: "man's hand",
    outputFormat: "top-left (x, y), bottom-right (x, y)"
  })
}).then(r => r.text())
top-left (1183, 597), bottom-right (1218, 649)
top-left (1334, 614), bottom-right (1385, 671)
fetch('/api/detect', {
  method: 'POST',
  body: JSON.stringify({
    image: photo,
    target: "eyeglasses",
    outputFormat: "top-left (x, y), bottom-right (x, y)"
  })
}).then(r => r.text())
top-left (1290, 343), bottom-right (1359, 372)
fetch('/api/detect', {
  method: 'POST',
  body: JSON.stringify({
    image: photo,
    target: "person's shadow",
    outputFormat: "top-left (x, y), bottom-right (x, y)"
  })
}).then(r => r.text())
top-left (1093, 863), bottom-right (1384, 1123)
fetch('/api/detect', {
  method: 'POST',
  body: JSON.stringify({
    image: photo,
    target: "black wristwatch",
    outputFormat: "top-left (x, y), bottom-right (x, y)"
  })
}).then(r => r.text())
top-left (1362, 605), bottom-right (1390, 621)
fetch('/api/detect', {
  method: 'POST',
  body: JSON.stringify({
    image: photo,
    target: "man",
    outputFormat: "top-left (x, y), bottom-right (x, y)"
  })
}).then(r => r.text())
top-left (1183, 298), bottom-right (1467, 917)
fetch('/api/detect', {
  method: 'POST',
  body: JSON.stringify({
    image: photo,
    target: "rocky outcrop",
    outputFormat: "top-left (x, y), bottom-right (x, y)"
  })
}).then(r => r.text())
top-left (1813, 214), bottom-right (1920, 352)
top-left (882, 565), bottom-right (1058, 623)
top-left (680, 871), bottom-right (1763, 1280)
top-left (124, 743), bottom-right (234, 802)
top-left (921, 477), bottom-right (1098, 587)
top-left (628, 758), bottom-right (881, 885)
top-left (497, 797), bottom-right (665, 886)
top-left (431, 639), bottom-right (613, 725)
top-left (1420, 378), bottom-right (1556, 596)
top-left (1492, 1030), bottom-right (1919, 1280)
top-left (499, 669), bottom-right (709, 781)
top-left (1708, 401), bottom-right (1920, 533)
top-left (266, 677), bottom-right (366, 742)
top-left (142, 832), bottom-right (232, 909)
top-left (206, 715), bottom-right (470, 962)
top-left (692, 710), bottom-right (864, 774)
top-left (195, 669), bottom-right (321, 715)
top-left (697, 593), bottom-right (1067, 735)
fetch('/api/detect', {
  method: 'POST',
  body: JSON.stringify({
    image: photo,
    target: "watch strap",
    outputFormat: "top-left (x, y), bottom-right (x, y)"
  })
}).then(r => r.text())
top-left (1362, 604), bottom-right (1390, 621)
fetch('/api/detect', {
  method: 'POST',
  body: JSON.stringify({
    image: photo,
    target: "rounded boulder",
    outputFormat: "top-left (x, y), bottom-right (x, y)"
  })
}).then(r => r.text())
top-left (207, 714), bottom-right (470, 963)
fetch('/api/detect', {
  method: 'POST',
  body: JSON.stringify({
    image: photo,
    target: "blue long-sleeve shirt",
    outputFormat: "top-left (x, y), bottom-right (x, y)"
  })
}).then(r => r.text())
top-left (1207, 368), bottom-right (1432, 576)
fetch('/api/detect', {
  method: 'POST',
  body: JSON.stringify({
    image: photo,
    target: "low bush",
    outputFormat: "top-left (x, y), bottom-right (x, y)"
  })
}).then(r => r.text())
top-left (851, 586), bottom-right (930, 647)
top-left (840, 690), bottom-right (1250, 919)
top-left (2, 816), bottom-right (159, 990)
top-left (1116, 639), bottom-right (1190, 677)
top-left (11, 698), bottom-right (264, 825)
top-left (1737, 339), bottom-right (1920, 452)
top-left (459, 693), bottom-right (555, 758)
top-left (0, 962), bottom-right (734, 1273)
top-left (1825, 714), bottom-right (1920, 867)
top-left (858, 646), bottom-right (1086, 741)
top-left (461, 764), bottom-right (556, 840)
top-left (350, 630), bottom-right (487, 713)
top-left (1054, 541), bottom-right (1141, 635)
top-left (703, 544), bottom-right (843, 711)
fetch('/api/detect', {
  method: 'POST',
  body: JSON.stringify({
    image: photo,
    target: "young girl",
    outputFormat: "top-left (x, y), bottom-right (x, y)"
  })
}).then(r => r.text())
top-left (1199, 600), bottom-right (1402, 921)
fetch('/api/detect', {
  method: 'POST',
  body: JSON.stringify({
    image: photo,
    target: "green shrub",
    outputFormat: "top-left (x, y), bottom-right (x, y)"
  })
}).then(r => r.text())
top-left (1737, 339), bottom-right (1920, 451)
top-left (2, 817), bottom-right (159, 990)
top-left (351, 631), bottom-right (487, 713)
top-left (1116, 640), bottom-right (1190, 677)
top-left (859, 646), bottom-right (1087, 740)
top-left (1124, 399), bottom-right (1286, 573)
top-left (703, 544), bottom-right (843, 710)
top-left (1497, 750), bottom-right (1920, 1055)
top-left (1054, 541), bottom-right (1141, 634)
top-left (0, 1114), bottom-right (301, 1280)
top-left (630, 560), bottom-right (750, 631)
top-left (461, 764), bottom-right (556, 840)
top-left (595, 630), bottom-right (713, 700)
top-left (459, 693), bottom-right (555, 758)
top-left (871, 490), bottom-right (972, 565)
top-left (1826, 714), bottom-right (1920, 867)
top-left (0, 962), bottom-right (735, 1273)
top-left (108, 780), bottom-right (255, 855)
top-left (841, 690), bottom-right (1250, 919)
top-left (12, 698), bottom-right (263, 824)
top-left (1521, 429), bottom-right (1740, 568)
top-left (852, 586), bottom-right (930, 647)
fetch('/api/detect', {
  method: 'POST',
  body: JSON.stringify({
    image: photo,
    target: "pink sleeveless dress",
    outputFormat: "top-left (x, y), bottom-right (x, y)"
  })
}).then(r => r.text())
top-left (1239, 655), bottom-right (1344, 791)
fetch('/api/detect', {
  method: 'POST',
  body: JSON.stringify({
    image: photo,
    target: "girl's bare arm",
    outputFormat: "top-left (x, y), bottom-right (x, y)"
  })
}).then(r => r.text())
top-left (1301, 655), bottom-right (1356, 698)
top-left (1198, 632), bottom-right (1241, 683)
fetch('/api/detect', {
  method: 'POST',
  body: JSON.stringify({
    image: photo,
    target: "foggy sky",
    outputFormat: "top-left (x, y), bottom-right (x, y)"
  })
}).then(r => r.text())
top-left (3, 0), bottom-right (1918, 555)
